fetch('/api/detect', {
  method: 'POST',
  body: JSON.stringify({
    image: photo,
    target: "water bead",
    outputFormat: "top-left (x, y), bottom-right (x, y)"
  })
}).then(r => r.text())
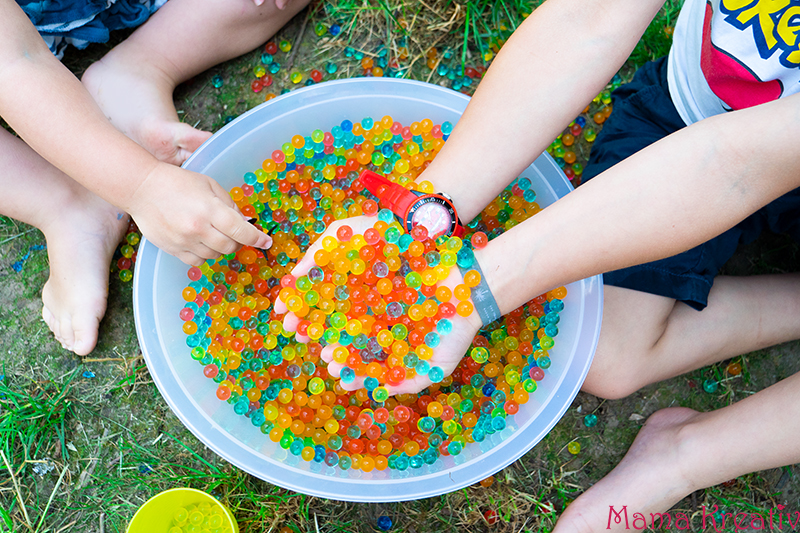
top-left (703, 378), bottom-right (719, 393)
top-left (567, 441), bottom-right (581, 455)
top-left (583, 413), bottom-right (598, 427)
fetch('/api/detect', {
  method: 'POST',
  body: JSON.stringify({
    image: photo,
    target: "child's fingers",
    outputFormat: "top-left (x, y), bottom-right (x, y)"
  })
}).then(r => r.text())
top-left (385, 376), bottom-right (431, 396)
top-left (290, 216), bottom-right (377, 278)
top-left (174, 250), bottom-right (209, 267)
top-left (282, 312), bottom-right (300, 332)
top-left (211, 202), bottom-right (272, 249)
top-left (319, 344), bottom-right (336, 363)
top-left (340, 374), bottom-right (366, 391)
top-left (274, 296), bottom-right (288, 314)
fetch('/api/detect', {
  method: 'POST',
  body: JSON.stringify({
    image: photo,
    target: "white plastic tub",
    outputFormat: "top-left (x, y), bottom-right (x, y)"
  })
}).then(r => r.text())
top-left (133, 78), bottom-right (603, 502)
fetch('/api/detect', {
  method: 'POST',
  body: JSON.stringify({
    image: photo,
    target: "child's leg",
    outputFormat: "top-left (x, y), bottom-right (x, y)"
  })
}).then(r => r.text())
top-left (553, 370), bottom-right (800, 532)
top-left (584, 274), bottom-right (800, 399)
top-left (0, 128), bottom-right (128, 355)
top-left (82, 0), bottom-right (311, 165)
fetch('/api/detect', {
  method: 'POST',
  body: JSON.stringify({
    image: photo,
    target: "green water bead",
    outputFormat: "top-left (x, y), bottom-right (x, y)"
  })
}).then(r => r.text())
top-left (583, 413), bottom-right (598, 427)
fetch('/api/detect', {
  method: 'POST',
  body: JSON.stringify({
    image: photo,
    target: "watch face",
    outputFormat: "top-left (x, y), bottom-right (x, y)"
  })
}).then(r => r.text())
top-left (410, 200), bottom-right (453, 237)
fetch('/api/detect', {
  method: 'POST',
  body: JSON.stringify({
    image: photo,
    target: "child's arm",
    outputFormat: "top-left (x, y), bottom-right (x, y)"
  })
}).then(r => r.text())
top-left (0, 0), bottom-right (270, 265)
top-left (478, 92), bottom-right (800, 314)
top-left (422, 0), bottom-right (667, 221)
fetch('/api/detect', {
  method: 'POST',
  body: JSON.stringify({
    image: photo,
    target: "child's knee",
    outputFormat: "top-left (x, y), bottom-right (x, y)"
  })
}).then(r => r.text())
top-left (581, 361), bottom-right (644, 400)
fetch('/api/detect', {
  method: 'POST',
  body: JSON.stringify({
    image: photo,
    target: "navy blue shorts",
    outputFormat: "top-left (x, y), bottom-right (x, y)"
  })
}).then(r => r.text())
top-left (17, 0), bottom-right (166, 58)
top-left (582, 56), bottom-right (800, 310)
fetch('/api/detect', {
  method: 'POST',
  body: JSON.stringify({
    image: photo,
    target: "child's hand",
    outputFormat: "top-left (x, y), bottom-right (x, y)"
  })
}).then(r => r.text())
top-left (127, 162), bottom-right (272, 265)
top-left (275, 216), bottom-right (482, 396)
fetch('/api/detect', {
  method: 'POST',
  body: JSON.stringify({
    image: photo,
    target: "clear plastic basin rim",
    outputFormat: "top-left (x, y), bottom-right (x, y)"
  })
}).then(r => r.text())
top-left (133, 77), bottom-right (603, 502)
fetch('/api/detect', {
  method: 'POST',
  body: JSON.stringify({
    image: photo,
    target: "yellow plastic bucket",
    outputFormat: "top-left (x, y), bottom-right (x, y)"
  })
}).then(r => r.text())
top-left (127, 488), bottom-right (238, 533)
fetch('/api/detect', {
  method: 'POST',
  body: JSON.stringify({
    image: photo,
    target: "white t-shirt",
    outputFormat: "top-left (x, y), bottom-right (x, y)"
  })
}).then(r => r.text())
top-left (667, 0), bottom-right (800, 125)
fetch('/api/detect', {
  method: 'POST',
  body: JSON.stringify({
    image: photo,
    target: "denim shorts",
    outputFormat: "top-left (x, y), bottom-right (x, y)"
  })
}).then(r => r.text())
top-left (582, 56), bottom-right (800, 310)
top-left (17, 0), bottom-right (166, 58)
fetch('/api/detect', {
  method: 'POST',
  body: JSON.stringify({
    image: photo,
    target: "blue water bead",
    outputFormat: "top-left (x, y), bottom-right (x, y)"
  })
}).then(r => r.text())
top-left (428, 366), bottom-right (444, 383)
top-left (418, 416), bottom-right (436, 433)
top-left (251, 411), bottom-right (266, 426)
top-left (233, 399), bottom-right (249, 415)
top-left (314, 445), bottom-right (326, 462)
top-left (424, 332), bottom-right (441, 348)
top-left (339, 455), bottom-right (352, 470)
top-left (415, 359), bottom-right (430, 376)
top-left (340, 366), bottom-right (356, 384)
top-left (470, 374), bottom-right (485, 388)
top-left (575, 116), bottom-right (587, 127)
top-left (260, 53), bottom-right (273, 65)
top-left (544, 325), bottom-right (559, 338)
top-left (472, 428), bottom-right (486, 442)
top-left (409, 455), bottom-right (424, 469)
top-left (269, 62), bottom-right (281, 74)
top-left (290, 439), bottom-right (304, 456)
top-left (211, 75), bottom-right (224, 88)
top-left (584, 413), bottom-right (599, 428)
top-left (377, 208), bottom-right (395, 223)
top-left (326, 61), bottom-right (338, 74)
top-left (395, 455), bottom-right (409, 471)
top-left (523, 189), bottom-right (537, 202)
top-left (329, 24), bottom-right (341, 36)
top-left (265, 383), bottom-right (281, 401)
top-left (491, 389), bottom-right (506, 404)
top-left (436, 319), bottom-right (452, 335)
top-left (447, 441), bottom-right (463, 455)
top-left (361, 117), bottom-right (374, 130)
top-left (364, 377), bottom-right (379, 391)
top-left (491, 417), bottom-right (507, 431)
top-left (397, 233), bottom-right (413, 251)
top-left (428, 433), bottom-right (443, 448)
top-left (549, 298), bottom-right (565, 312)
top-left (481, 382), bottom-right (496, 397)
top-left (441, 121), bottom-right (453, 135)
top-left (377, 516), bottom-right (393, 531)
top-left (423, 449), bottom-right (439, 465)
top-left (456, 248), bottom-right (475, 268)
top-left (186, 334), bottom-right (201, 348)
top-left (546, 311), bottom-right (560, 325)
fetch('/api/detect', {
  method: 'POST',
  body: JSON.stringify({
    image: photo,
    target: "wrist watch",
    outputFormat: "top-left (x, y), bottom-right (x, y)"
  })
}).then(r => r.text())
top-left (359, 170), bottom-right (464, 238)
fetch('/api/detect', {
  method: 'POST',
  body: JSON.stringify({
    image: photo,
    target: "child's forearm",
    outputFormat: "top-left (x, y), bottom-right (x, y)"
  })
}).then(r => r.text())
top-left (422, 0), bottom-right (667, 221)
top-left (0, 0), bottom-right (158, 210)
top-left (476, 93), bottom-right (800, 313)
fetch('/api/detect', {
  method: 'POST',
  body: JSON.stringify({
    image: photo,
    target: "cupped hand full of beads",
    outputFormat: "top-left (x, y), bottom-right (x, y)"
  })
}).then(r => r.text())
top-left (275, 214), bottom-right (483, 396)
top-left (127, 162), bottom-right (272, 266)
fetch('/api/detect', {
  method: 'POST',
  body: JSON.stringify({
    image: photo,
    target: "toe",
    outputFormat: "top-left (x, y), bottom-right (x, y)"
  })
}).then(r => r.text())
top-left (71, 315), bottom-right (101, 356)
top-left (174, 123), bottom-right (212, 164)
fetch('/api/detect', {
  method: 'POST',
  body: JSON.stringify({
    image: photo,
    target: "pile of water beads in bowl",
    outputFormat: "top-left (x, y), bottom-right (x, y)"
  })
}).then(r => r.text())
top-left (168, 502), bottom-right (232, 533)
top-left (179, 115), bottom-right (567, 472)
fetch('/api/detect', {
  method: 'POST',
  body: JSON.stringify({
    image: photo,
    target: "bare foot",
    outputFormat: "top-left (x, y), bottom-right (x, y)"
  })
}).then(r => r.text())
top-left (82, 53), bottom-right (211, 166)
top-left (553, 407), bottom-right (701, 533)
top-left (40, 189), bottom-right (129, 355)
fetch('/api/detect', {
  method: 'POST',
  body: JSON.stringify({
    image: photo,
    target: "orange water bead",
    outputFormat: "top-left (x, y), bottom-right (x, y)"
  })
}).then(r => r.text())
top-left (456, 300), bottom-right (474, 317)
